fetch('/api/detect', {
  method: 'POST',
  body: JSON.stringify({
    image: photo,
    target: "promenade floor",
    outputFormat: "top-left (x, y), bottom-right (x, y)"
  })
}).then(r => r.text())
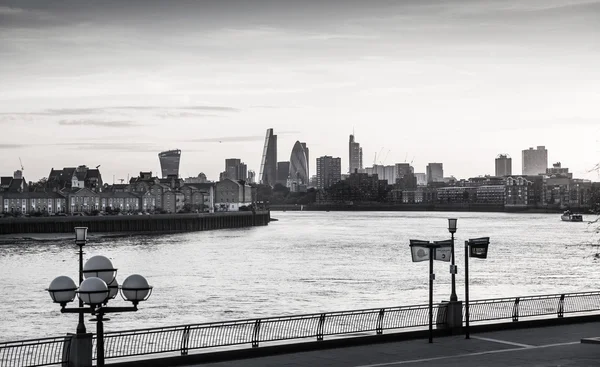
top-left (187, 321), bottom-right (600, 367)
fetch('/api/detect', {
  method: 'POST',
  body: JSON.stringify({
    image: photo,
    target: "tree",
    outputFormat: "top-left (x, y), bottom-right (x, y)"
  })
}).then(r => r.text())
top-left (29, 177), bottom-right (48, 192)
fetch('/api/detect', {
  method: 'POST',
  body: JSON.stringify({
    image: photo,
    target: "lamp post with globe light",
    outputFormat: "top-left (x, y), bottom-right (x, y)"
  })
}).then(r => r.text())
top-left (47, 228), bottom-right (152, 367)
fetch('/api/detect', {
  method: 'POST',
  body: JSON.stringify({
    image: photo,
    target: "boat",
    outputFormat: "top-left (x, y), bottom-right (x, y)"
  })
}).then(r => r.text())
top-left (561, 211), bottom-right (583, 222)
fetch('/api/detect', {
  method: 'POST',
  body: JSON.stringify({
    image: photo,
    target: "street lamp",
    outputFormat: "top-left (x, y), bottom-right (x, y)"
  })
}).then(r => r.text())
top-left (464, 237), bottom-right (490, 339)
top-left (447, 218), bottom-right (458, 302)
top-left (47, 228), bottom-right (152, 367)
top-left (409, 239), bottom-right (451, 343)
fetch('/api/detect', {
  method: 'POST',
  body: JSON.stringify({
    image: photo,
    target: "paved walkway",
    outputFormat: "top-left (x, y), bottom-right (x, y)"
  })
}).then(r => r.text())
top-left (187, 322), bottom-right (600, 366)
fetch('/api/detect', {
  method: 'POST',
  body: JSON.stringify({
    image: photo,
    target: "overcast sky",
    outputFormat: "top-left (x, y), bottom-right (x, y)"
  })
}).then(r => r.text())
top-left (1, 0), bottom-right (599, 183)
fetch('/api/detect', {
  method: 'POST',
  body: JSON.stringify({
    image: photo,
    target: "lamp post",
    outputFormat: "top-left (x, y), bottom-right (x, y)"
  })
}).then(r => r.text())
top-left (447, 218), bottom-right (458, 302)
top-left (47, 228), bottom-right (152, 367)
top-left (409, 239), bottom-right (451, 343)
top-left (75, 227), bottom-right (87, 334)
top-left (464, 237), bottom-right (490, 339)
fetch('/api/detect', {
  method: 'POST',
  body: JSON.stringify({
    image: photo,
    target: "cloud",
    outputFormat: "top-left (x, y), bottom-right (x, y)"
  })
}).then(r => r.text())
top-left (63, 143), bottom-right (164, 153)
top-left (0, 6), bottom-right (25, 15)
top-left (187, 135), bottom-right (265, 143)
top-left (0, 143), bottom-right (26, 149)
top-left (157, 112), bottom-right (221, 119)
top-left (58, 119), bottom-right (138, 127)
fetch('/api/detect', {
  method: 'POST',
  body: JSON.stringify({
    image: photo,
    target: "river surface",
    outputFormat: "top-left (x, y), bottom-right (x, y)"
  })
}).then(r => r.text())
top-left (0, 211), bottom-right (598, 342)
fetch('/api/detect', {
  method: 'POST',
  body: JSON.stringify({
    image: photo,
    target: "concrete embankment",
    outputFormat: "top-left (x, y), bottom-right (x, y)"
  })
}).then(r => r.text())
top-left (0, 211), bottom-right (270, 236)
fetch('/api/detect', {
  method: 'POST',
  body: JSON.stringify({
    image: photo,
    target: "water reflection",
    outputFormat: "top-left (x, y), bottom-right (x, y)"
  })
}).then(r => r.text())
top-left (0, 211), bottom-right (597, 342)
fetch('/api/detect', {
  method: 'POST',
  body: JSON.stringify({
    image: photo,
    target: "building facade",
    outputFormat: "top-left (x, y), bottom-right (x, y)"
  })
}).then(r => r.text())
top-left (289, 141), bottom-right (309, 186)
top-left (259, 128), bottom-right (277, 186)
top-left (276, 161), bottom-right (290, 186)
top-left (349, 134), bottom-right (363, 174)
top-left (316, 156), bottom-right (342, 189)
top-left (522, 146), bottom-right (548, 175)
top-left (158, 149), bottom-right (181, 178)
top-left (495, 154), bottom-right (512, 176)
top-left (426, 163), bottom-right (444, 184)
top-left (224, 158), bottom-right (247, 181)
top-left (215, 179), bottom-right (252, 211)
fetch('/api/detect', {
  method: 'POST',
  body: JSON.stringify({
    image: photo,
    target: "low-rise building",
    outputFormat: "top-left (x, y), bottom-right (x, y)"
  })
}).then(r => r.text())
top-left (215, 179), bottom-right (252, 211)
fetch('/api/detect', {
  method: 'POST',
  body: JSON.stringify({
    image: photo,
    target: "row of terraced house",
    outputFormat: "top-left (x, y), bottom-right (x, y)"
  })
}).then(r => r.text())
top-left (1, 166), bottom-right (253, 215)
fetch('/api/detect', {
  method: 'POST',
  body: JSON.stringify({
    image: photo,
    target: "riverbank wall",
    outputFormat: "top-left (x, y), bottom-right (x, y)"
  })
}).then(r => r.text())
top-left (269, 204), bottom-right (579, 213)
top-left (0, 211), bottom-right (270, 235)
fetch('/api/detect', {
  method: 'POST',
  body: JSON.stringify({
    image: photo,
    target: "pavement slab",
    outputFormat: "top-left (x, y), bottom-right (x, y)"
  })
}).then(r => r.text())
top-left (183, 321), bottom-right (600, 367)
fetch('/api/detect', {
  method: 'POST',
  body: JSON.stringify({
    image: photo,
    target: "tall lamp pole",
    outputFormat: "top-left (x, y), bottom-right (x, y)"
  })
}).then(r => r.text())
top-left (448, 218), bottom-right (458, 302)
top-left (75, 227), bottom-right (87, 334)
top-left (48, 227), bottom-right (153, 367)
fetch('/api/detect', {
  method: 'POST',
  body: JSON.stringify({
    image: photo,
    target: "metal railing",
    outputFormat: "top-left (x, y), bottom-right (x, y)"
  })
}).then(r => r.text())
top-left (97, 303), bottom-right (445, 360)
top-left (3, 291), bottom-right (600, 367)
top-left (467, 291), bottom-right (600, 323)
top-left (0, 336), bottom-right (70, 367)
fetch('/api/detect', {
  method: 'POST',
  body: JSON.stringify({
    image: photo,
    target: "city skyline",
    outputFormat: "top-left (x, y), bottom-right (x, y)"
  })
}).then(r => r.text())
top-left (1, 0), bottom-right (599, 182)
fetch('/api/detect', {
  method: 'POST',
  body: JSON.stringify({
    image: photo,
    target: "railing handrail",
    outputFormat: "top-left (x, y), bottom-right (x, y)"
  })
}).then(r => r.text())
top-left (3, 290), bottom-right (600, 367)
top-left (469, 291), bottom-right (600, 305)
top-left (98, 302), bottom-right (436, 336)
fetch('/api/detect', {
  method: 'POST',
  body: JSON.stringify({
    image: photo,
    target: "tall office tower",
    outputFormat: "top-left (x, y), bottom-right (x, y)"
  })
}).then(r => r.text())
top-left (414, 173), bottom-right (427, 186)
top-left (495, 154), bottom-right (512, 176)
top-left (522, 146), bottom-right (548, 175)
top-left (259, 128), bottom-right (277, 186)
top-left (349, 134), bottom-right (363, 173)
top-left (224, 158), bottom-right (247, 181)
top-left (276, 161), bottom-right (290, 186)
top-left (289, 141), bottom-right (309, 185)
top-left (426, 163), bottom-right (444, 183)
top-left (316, 156), bottom-right (342, 189)
top-left (247, 170), bottom-right (256, 184)
top-left (300, 142), bottom-right (309, 178)
top-left (158, 149), bottom-right (181, 178)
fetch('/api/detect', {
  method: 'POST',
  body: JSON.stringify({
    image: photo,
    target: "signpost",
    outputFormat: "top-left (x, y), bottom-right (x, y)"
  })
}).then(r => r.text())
top-left (464, 237), bottom-right (490, 339)
top-left (409, 239), bottom-right (452, 343)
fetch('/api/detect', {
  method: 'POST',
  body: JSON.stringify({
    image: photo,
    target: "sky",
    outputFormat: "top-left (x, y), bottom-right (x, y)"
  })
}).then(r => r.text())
top-left (1, 0), bottom-right (599, 183)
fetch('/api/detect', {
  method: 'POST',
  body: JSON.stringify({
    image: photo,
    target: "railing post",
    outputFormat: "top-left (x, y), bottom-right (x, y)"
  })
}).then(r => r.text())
top-left (558, 294), bottom-right (565, 318)
top-left (512, 298), bottom-right (520, 322)
top-left (317, 313), bottom-right (326, 341)
top-left (252, 320), bottom-right (261, 348)
top-left (376, 309), bottom-right (385, 335)
top-left (180, 326), bottom-right (191, 356)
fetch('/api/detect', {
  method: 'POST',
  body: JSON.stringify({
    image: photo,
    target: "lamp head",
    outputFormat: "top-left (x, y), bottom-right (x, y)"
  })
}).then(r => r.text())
top-left (47, 276), bottom-right (77, 307)
top-left (121, 274), bottom-right (153, 305)
top-left (83, 255), bottom-right (117, 285)
top-left (74, 227), bottom-right (88, 244)
top-left (448, 218), bottom-right (458, 234)
top-left (77, 277), bottom-right (109, 306)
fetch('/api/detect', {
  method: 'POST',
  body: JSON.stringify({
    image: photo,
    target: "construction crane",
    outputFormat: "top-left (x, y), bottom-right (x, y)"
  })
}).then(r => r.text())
top-left (381, 150), bottom-right (391, 165)
top-left (19, 157), bottom-right (24, 171)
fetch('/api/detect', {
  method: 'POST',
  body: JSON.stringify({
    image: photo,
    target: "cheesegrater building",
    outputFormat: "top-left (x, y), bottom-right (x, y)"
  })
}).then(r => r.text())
top-left (259, 128), bottom-right (277, 186)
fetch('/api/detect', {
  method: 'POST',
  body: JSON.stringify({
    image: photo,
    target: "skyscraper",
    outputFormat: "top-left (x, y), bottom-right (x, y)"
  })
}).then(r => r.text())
top-left (349, 134), bottom-right (363, 173)
top-left (158, 149), bottom-right (181, 178)
top-left (224, 158), bottom-right (247, 181)
top-left (276, 161), bottom-right (290, 186)
top-left (426, 163), bottom-right (443, 183)
top-left (300, 142), bottom-right (309, 178)
top-left (289, 141), bottom-right (309, 185)
top-left (495, 154), bottom-right (512, 176)
top-left (522, 146), bottom-right (548, 175)
top-left (316, 156), bottom-right (342, 189)
top-left (259, 128), bottom-right (277, 186)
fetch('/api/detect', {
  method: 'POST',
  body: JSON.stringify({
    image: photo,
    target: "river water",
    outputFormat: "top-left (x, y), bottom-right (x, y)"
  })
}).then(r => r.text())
top-left (0, 211), bottom-right (598, 342)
